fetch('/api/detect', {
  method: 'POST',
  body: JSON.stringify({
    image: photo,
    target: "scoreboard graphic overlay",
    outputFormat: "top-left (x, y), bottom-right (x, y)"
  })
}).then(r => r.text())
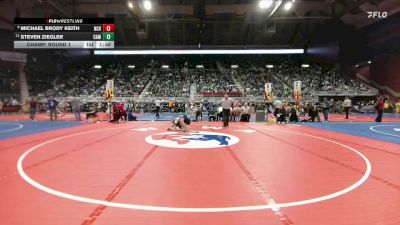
top-left (14, 18), bottom-right (115, 49)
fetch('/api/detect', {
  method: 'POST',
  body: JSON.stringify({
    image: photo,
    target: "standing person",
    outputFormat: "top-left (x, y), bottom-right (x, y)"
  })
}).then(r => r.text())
top-left (29, 96), bottom-right (38, 120)
top-left (289, 105), bottom-right (299, 122)
top-left (71, 97), bottom-right (81, 121)
top-left (321, 97), bottom-right (331, 122)
top-left (168, 99), bottom-right (174, 113)
top-left (309, 103), bottom-right (321, 122)
top-left (396, 99), bottom-right (400, 116)
top-left (279, 102), bottom-right (288, 124)
top-left (123, 100), bottom-right (129, 112)
top-left (58, 99), bottom-right (66, 117)
top-left (375, 96), bottom-right (384, 122)
top-left (219, 93), bottom-right (234, 127)
top-left (48, 96), bottom-right (58, 121)
top-left (193, 104), bottom-right (201, 121)
top-left (154, 98), bottom-right (161, 119)
top-left (273, 99), bottom-right (283, 123)
top-left (342, 97), bottom-right (352, 119)
top-left (185, 101), bottom-right (190, 114)
top-left (97, 102), bottom-right (103, 112)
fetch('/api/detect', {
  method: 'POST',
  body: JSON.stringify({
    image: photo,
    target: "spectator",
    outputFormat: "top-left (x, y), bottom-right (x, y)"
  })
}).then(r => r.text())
top-left (308, 103), bottom-right (320, 122)
top-left (208, 106), bottom-right (217, 122)
top-left (321, 97), bottom-right (331, 122)
top-left (71, 97), bottom-right (81, 121)
top-left (289, 105), bottom-right (299, 122)
top-left (241, 103), bottom-right (251, 122)
top-left (230, 104), bottom-right (242, 122)
top-left (168, 100), bottom-right (175, 113)
top-left (342, 97), bottom-right (352, 119)
top-left (375, 96), bottom-right (384, 122)
top-left (154, 98), bottom-right (161, 119)
top-left (279, 102), bottom-right (288, 124)
top-left (122, 100), bottom-right (129, 112)
top-left (48, 96), bottom-right (58, 121)
top-left (274, 99), bottom-right (283, 123)
top-left (29, 97), bottom-right (38, 120)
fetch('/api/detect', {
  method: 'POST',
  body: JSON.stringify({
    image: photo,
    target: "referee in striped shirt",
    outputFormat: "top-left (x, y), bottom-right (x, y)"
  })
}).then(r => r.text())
top-left (219, 93), bottom-right (234, 127)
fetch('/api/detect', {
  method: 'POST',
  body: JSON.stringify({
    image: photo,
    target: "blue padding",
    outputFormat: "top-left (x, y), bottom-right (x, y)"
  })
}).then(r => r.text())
top-left (303, 122), bottom-right (400, 144)
top-left (0, 121), bottom-right (82, 140)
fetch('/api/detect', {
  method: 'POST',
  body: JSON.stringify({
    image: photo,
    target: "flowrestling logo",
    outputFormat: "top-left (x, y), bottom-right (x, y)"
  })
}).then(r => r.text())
top-left (367, 11), bottom-right (388, 19)
top-left (145, 131), bottom-right (240, 149)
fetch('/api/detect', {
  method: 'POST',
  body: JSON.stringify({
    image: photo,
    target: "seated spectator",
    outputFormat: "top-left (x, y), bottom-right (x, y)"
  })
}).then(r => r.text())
top-left (217, 106), bottom-right (223, 121)
top-left (240, 103), bottom-right (251, 122)
top-left (208, 106), bottom-right (217, 122)
top-left (230, 105), bottom-right (242, 122)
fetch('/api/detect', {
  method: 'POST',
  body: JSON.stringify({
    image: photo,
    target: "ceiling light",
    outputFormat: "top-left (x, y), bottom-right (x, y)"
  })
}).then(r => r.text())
top-left (259, 0), bottom-right (273, 9)
top-left (143, 0), bottom-right (152, 11)
top-left (127, 1), bottom-right (134, 9)
top-left (284, 2), bottom-right (293, 10)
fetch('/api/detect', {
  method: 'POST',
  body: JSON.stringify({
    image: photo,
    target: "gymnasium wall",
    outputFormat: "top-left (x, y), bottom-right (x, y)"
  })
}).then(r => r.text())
top-left (356, 55), bottom-right (400, 97)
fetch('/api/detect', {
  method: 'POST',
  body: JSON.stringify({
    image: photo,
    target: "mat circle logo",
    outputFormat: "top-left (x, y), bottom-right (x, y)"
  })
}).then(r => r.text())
top-left (145, 131), bottom-right (240, 149)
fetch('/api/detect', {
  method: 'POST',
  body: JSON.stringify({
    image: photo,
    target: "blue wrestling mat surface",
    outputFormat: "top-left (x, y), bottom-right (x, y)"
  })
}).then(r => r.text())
top-left (0, 121), bottom-right (83, 140)
top-left (303, 122), bottom-right (400, 144)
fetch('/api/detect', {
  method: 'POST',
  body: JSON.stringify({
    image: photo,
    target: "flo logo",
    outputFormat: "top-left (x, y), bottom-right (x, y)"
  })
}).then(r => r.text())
top-left (367, 11), bottom-right (388, 19)
top-left (145, 131), bottom-right (240, 149)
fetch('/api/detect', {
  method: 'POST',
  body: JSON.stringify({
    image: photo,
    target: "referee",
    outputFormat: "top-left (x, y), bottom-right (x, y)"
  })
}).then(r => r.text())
top-left (219, 93), bottom-right (234, 127)
top-left (154, 98), bottom-right (161, 119)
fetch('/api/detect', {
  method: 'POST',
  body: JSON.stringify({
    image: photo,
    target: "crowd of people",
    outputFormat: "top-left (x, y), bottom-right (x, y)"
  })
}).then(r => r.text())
top-left (146, 70), bottom-right (191, 97)
top-left (275, 62), bottom-right (376, 95)
top-left (234, 69), bottom-right (292, 97)
top-left (33, 64), bottom-right (152, 98)
top-left (2, 93), bottom-right (399, 125)
top-left (92, 70), bottom-right (152, 97)
top-left (194, 70), bottom-right (240, 96)
top-left (229, 62), bottom-right (378, 99)
top-left (0, 97), bottom-right (21, 114)
top-left (2, 59), bottom-right (397, 124)
top-left (0, 69), bottom-right (19, 97)
top-left (145, 69), bottom-right (240, 97)
top-left (6, 60), bottom-right (376, 100)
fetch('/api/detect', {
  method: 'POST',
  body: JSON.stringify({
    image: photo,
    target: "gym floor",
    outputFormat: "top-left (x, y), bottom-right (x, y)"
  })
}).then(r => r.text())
top-left (0, 116), bottom-right (399, 225)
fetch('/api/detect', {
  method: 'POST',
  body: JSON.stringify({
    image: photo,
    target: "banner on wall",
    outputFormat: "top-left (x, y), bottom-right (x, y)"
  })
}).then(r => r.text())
top-left (264, 83), bottom-right (272, 101)
top-left (105, 79), bottom-right (114, 100)
top-left (293, 81), bottom-right (302, 101)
